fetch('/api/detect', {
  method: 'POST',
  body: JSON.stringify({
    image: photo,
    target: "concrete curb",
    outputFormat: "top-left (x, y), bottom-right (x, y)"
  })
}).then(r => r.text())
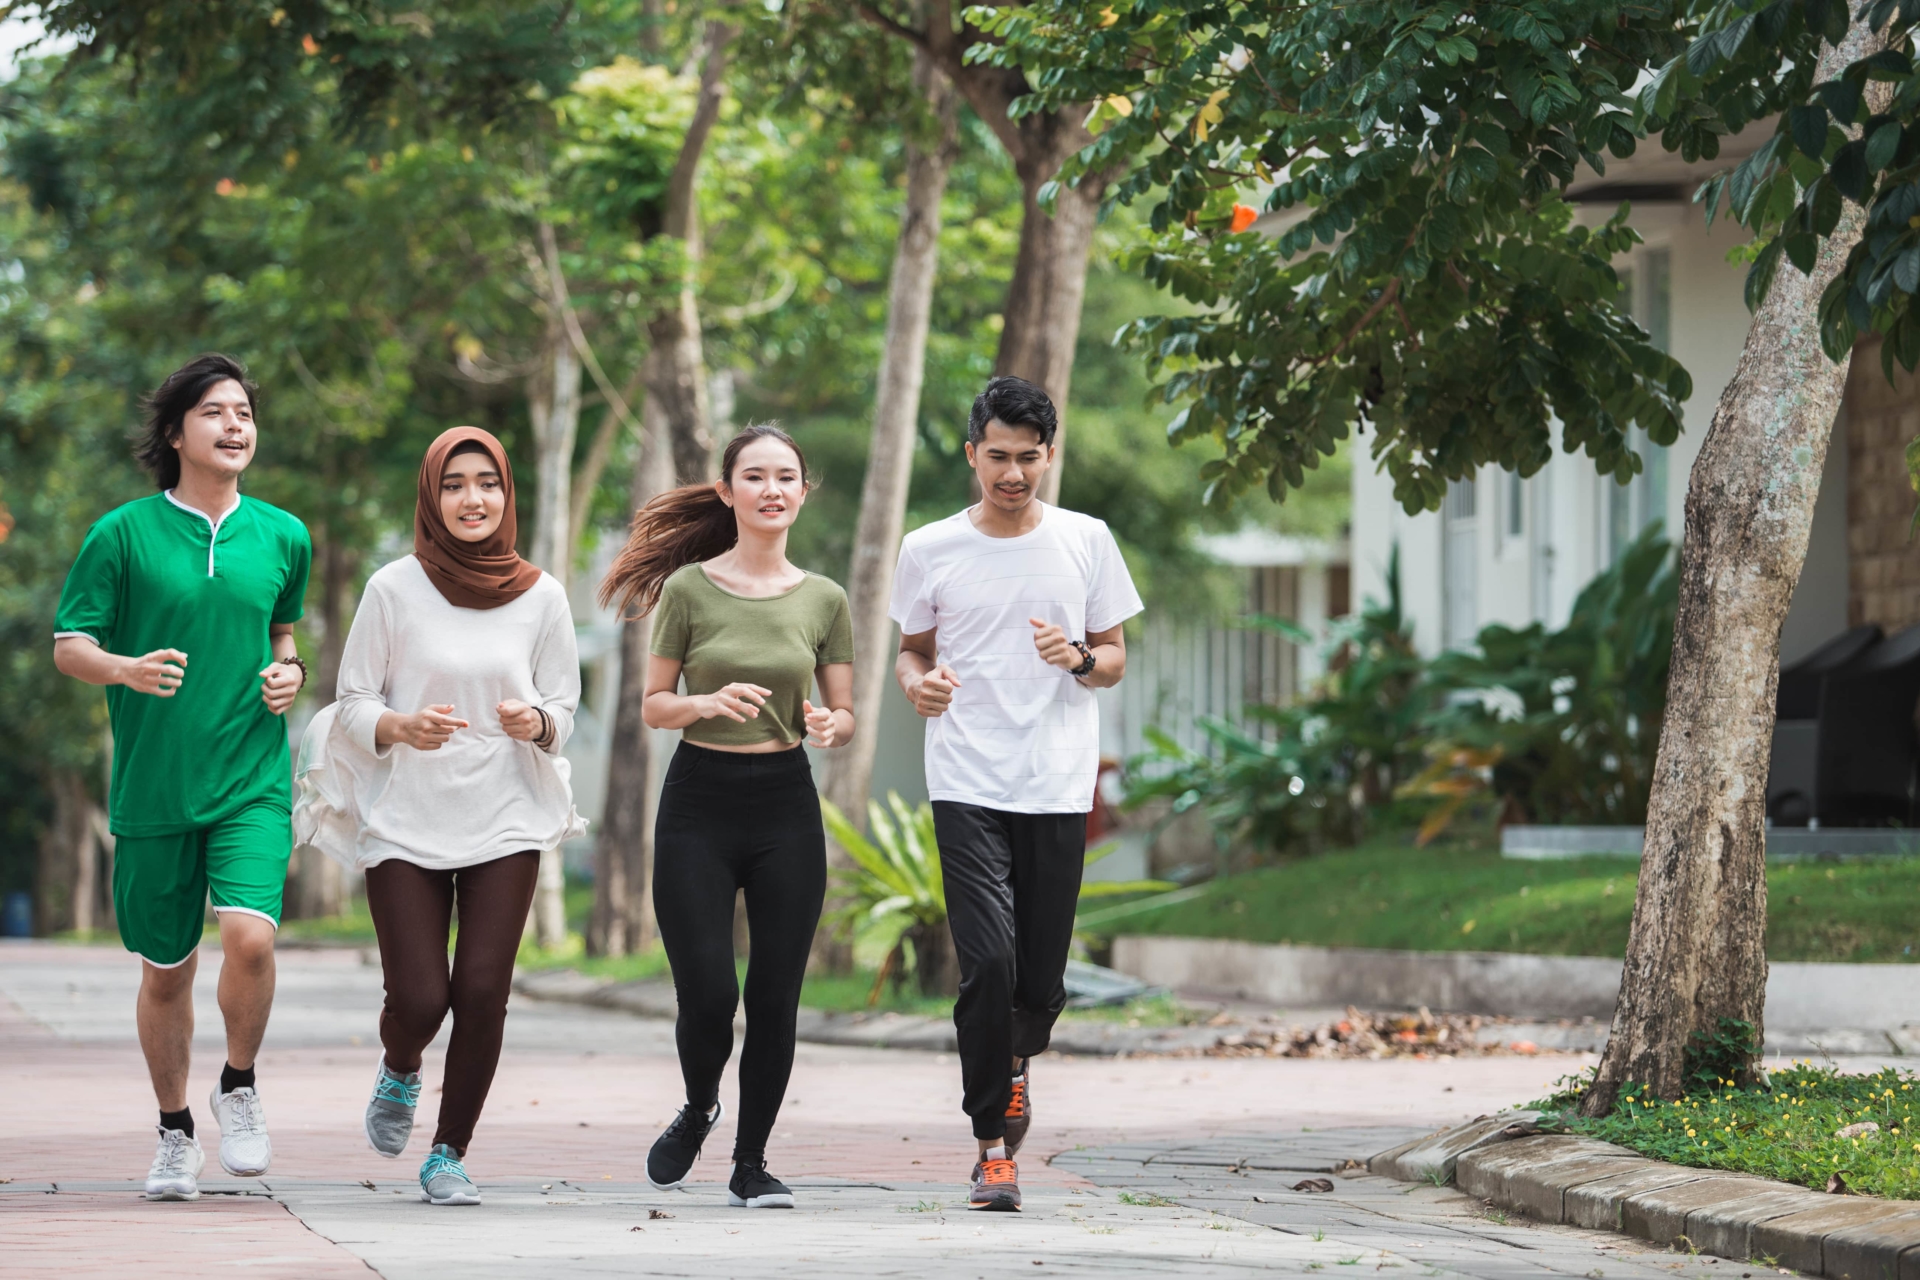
top-left (509, 968), bottom-right (1234, 1058)
top-left (1369, 1121), bottom-right (1920, 1277)
top-left (1112, 935), bottom-right (1920, 1040)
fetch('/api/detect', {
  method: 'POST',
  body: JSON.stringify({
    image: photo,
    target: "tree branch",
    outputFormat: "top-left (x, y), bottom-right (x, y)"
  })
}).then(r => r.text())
top-left (1318, 278), bottom-right (1401, 365)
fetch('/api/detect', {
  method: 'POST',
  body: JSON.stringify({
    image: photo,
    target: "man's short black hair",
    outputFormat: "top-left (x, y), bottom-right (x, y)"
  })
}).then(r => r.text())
top-left (968, 375), bottom-right (1057, 447)
top-left (135, 353), bottom-right (258, 490)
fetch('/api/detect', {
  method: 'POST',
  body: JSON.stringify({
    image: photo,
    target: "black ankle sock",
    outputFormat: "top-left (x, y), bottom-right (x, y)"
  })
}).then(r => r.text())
top-left (160, 1108), bottom-right (194, 1137)
top-left (220, 1062), bottom-right (255, 1095)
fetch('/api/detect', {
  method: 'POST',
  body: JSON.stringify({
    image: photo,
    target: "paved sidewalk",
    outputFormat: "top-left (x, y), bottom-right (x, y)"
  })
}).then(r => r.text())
top-left (0, 940), bottom-right (1826, 1277)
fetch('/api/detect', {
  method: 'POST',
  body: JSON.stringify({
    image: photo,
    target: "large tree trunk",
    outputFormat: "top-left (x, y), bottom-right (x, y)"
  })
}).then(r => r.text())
top-left (524, 224), bottom-right (586, 952)
top-left (34, 769), bottom-right (96, 935)
top-left (994, 120), bottom-right (1103, 506)
top-left (286, 528), bottom-right (353, 921)
top-left (589, 397), bottom-right (672, 956)
top-left (1583, 25), bottom-right (1882, 1114)
top-left (863, 1), bottom-right (1110, 504)
top-left (643, 16), bottom-right (731, 485)
top-left (815, 47), bottom-right (959, 972)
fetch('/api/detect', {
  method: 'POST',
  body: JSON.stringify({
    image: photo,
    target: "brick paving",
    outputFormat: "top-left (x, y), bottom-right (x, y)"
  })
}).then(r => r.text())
top-left (0, 939), bottom-right (1800, 1277)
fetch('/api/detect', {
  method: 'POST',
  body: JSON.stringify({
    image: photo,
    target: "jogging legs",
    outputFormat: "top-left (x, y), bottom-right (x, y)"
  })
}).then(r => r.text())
top-left (364, 851), bottom-right (539, 1153)
top-left (933, 802), bottom-right (1085, 1141)
top-left (652, 743), bottom-right (826, 1166)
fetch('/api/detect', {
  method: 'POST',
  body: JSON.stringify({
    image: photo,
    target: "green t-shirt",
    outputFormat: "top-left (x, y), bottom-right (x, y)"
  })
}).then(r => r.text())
top-left (55, 492), bottom-right (312, 836)
top-left (650, 563), bottom-right (853, 748)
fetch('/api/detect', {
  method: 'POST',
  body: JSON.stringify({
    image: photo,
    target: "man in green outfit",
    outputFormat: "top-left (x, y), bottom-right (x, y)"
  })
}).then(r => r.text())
top-left (53, 353), bottom-right (312, 1201)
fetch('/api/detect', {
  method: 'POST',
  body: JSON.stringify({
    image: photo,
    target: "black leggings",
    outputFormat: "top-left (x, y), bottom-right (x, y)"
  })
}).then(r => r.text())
top-left (652, 741), bottom-right (826, 1166)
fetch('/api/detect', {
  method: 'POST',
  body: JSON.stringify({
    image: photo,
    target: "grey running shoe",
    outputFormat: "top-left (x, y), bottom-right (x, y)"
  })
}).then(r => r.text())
top-left (145, 1125), bottom-right (205, 1201)
top-left (208, 1084), bottom-right (271, 1176)
top-left (419, 1144), bottom-right (481, 1206)
top-left (365, 1058), bottom-right (421, 1158)
top-left (1004, 1057), bottom-right (1031, 1156)
top-left (968, 1152), bottom-right (1022, 1212)
top-left (727, 1160), bottom-right (795, 1208)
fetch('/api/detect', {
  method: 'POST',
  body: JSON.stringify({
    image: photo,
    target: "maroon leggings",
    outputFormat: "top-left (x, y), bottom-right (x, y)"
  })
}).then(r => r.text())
top-left (364, 851), bottom-right (539, 1154)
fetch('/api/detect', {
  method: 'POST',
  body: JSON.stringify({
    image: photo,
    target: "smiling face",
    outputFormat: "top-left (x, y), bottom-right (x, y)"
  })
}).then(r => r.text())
top-left (171, 378), bottom-right (257, 481)
top-left (438, 445), bottom-right (507, 543)
top-left (966, 418), bottom-right (1054, 514)
top-left (718, 435), bottom-right (808, 535)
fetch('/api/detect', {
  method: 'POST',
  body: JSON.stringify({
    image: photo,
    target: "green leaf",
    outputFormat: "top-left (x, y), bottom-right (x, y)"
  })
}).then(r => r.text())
top-left (1789, 104), bottom-right (1830, 160)
top-left (1895, 246), bottom-right (1920, 295)
top-left (1867, 122), bottom-right (1903, 173)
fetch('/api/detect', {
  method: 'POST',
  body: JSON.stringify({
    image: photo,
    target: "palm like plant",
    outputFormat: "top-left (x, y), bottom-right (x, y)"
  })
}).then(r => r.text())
top-left (821, 792), bottom-right (954, 999)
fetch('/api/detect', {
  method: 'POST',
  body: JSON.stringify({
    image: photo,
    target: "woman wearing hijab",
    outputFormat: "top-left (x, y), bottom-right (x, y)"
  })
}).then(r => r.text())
top-left (313, 427), bottom-right (581, 1206)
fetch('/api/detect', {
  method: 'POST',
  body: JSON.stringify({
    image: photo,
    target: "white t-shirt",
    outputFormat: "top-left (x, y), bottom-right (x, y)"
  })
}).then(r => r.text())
top-left (888, 503), bottom-right (1144, 814)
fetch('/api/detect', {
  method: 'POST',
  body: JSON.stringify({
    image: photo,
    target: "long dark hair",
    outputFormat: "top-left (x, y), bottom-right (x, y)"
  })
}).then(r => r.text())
top-left (598, 424), bottom-right (810, 618)
top-left (136, 353), bottom-right (258, 490)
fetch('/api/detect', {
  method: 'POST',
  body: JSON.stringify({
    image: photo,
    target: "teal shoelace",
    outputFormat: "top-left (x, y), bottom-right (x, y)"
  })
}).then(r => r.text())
top-left (376, 1071), bottom-right (422, 1107)
top-left (420, 1147), bottom-right (468, 1188)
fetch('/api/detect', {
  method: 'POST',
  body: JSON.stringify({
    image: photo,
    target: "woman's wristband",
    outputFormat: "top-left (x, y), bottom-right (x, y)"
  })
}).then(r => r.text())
top-left (533, 705), bottom-right (554, 749)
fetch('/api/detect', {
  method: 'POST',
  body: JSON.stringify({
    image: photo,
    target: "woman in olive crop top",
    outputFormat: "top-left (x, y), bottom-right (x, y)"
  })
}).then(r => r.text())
top-left (598, 424), bottom-right (853, 1210)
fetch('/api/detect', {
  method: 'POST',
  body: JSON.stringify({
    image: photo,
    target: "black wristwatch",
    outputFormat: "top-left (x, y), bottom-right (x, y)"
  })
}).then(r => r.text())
top-left (1068, 639), bottom-right (1097, 678)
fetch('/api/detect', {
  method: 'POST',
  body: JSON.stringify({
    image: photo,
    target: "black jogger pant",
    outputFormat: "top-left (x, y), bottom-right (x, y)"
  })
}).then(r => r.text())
top-left (932, 801), bottom-right (1086, 1141)
top-left (364, 850), bottom-right (540, 1154)
top-left (652, 741), bottom-right (826, 1166)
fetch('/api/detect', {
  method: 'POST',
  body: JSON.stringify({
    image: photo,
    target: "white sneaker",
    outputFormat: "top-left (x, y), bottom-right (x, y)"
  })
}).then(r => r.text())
top-left (209, 1085), bottom-right (272, 1176)
top-left (145, 1126), bottom-right (205, 1200)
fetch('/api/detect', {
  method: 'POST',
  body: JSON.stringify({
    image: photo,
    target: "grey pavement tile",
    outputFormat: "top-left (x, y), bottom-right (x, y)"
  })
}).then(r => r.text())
top-left (1751, 1199), bottom-right (1920, 1276)
top-left (1563, 1166), bottom-right (1712, 1232)
top-left (1618, 1175), bottom-right (1781, 1246)
top-left (1677, 1188), bottom-right (1825, 1260)
top-left (1817, 1209), bottom-right (1920, 1280)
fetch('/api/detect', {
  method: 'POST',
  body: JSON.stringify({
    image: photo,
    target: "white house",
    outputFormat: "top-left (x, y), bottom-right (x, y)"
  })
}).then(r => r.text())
top-left (1346, 130), bottom-right (1908, 668)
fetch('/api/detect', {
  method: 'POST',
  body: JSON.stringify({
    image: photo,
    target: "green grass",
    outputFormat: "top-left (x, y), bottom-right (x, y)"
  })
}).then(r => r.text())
top-left (1086, 833), bottom-right (1920, 962)
top-left (1561, 1065), bottom-right (1920, 1199)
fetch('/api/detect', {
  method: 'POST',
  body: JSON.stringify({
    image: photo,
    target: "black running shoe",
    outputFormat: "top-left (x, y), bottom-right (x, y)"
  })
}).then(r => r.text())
top-left (1004, 1057), bottom-right (1031, 1156)
top-left (647, 1101), bottom-right (723, 1190)
top-left (727, 1159), bottom-right (795, 1208)
top-left (968, 1154), bottom-right (1021, 1212)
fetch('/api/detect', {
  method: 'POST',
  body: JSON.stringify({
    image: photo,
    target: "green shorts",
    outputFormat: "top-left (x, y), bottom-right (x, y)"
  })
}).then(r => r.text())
top-left (113, 800), bottom-right (291, 967)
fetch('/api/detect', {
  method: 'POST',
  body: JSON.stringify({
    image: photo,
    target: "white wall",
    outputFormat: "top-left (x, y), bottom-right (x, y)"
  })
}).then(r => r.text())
top-left (1354, 197), bottom-right (1848, 655)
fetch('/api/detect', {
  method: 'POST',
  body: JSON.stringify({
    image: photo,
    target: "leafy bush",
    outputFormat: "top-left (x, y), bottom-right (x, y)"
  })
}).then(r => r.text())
top-left (1412, 524), bottom-right (1677, 831)
top-left (1123, 550), bottom-right (1430, 862)
top-left (1133, 530), bottom-right (1678, 860)
top-left (821, 793), bottom-right (953, 999)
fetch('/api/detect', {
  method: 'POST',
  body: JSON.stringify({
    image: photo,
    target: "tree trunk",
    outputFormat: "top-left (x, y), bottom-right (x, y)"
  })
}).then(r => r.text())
top-left (643, 16), bottom-right (732, 486)
top-left (528, 224), bottom-right (585, 593)
top-left (589, 397), bottom-right (672, 957)
top-left (996, 128), bottom-right (1103, 506)
top-left (865, 1), bottom-right (1110, 504)
top-left (907, 919), bottom-right (959, 997)
top-left (1583, 25), bottom-right (1883, 1114)
top-left (34, 769), bottom-right (94, 935)
top-left (814, 48), bottom-right (959, 972)
top-left (286, 529), bottom-right (354, 921)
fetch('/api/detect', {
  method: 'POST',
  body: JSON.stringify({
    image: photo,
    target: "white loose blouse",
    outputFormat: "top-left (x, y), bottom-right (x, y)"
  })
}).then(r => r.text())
top-left (294, 554), bottom-right (585, 872)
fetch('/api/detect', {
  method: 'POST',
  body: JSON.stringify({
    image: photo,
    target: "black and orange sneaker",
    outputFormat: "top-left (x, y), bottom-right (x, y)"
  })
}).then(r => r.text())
top-left (1004, 1058), bottom-right (1032, 1155)
top-left (968, 1150), bottom-right (1022, 1212)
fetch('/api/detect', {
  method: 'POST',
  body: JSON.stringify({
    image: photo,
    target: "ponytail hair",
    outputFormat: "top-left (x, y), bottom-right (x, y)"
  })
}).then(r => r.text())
top-left (598, 423), bottom-right (811, 618)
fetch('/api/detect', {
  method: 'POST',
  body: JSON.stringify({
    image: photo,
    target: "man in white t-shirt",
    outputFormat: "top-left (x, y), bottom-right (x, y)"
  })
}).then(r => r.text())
top-left (889, 375), bottom-right (1144, 1213)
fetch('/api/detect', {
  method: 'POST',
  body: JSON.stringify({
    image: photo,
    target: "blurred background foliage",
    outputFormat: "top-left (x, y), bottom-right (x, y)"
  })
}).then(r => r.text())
top-left (0, 3), bottom-right (1351, 913)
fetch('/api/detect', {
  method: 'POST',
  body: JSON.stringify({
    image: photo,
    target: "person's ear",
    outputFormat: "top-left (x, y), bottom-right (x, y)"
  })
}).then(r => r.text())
top-left (964, 441), bottom-right (977, 468)
top-left (714, 478), bottom-right (733, 509)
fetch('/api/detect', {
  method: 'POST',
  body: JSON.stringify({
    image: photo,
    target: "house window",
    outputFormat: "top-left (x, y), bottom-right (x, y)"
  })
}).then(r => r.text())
top-left (1443, 477), bottom-right (1478, 649)
top-left (1604, 249), bottom-right (1674, 563)
top-left (1507, 471), bottom-right (1524, 540)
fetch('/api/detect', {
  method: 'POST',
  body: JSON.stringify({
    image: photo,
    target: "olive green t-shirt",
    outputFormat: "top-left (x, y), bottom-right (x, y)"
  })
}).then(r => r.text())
top-left (650, 563), bottom-right (854, 747)
top-left (54, 492), bottom-right (313, 836)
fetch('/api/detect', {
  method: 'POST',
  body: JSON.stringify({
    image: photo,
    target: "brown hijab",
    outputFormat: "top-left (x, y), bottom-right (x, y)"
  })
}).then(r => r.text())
top-left (413, 426), bottom-right (544, 610)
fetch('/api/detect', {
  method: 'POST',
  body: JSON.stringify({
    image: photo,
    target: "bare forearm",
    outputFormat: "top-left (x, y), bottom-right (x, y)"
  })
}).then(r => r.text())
top-left (1077, 643), bottom-right (1125, 689)
top-left (53, 637), bottom-right (128, 687)
top-left (895, 648), bottom-right (934, 698)
top-left (642, 690), bottom-right (705, 731)
top-left (270, 629), bottom-right (298, 663)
